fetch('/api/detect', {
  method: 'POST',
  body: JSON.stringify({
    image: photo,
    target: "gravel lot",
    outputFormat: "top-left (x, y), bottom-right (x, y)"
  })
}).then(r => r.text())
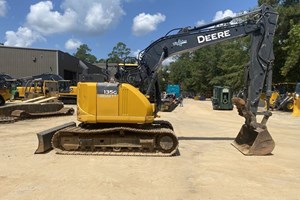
top-left (0, 99), bottom-right (299, 200)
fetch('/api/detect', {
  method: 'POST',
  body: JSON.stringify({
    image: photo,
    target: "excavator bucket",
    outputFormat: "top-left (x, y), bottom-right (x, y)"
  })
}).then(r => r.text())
top-left (35, 122), bottom-right (76, 154)
top-left (232, 124), bottom-right (275, 155)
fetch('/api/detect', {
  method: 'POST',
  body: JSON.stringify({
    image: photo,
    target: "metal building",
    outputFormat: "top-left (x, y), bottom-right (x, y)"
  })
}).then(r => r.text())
top-left (0, 45), bottom-right (105, 81)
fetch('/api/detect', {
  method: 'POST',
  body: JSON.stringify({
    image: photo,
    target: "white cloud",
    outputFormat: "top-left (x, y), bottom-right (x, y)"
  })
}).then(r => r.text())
top-left (130, 49), bottom-right (141, 58)
top-left (26, 0), bottom-right (125, 35)
top-left (132, 13), bottom-right (166, 36)
top-left (26, 1), bottom-right (76, 35)
top-left (162, 56), bottom-right (177, 66)
top-left (4, 0), bottom-right (126, 48)
top-left (65, 38), bottom-right (82, 50)
top-left (0, 0), bottom-right (7, 17)
top-left (131, 49), bottom-right (175, 65)
top-left (196, 20), bottom-right (205, 27)
top-left (132, 49), bottom-right (176, 66)
top-left (213, 9), bottom-right (236, 21)
top-left (4, 27), bottom-right (44, 47)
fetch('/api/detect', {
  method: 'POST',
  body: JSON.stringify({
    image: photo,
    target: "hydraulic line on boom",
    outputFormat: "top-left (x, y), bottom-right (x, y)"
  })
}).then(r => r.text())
top-left (36, 4), bottom-right (278, 156)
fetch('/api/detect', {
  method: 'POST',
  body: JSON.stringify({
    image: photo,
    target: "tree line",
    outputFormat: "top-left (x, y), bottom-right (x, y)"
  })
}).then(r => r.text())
top-left (74, 42), bottom-right (131, 64)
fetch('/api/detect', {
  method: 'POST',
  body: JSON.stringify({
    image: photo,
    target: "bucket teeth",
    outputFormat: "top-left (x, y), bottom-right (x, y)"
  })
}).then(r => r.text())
top-left (232, 124), bottom-right (275, 155)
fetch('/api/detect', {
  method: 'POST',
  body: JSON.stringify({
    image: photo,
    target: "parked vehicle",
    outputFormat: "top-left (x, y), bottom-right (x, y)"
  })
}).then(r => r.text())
top-left (211, 86), bottom-right (233, 110)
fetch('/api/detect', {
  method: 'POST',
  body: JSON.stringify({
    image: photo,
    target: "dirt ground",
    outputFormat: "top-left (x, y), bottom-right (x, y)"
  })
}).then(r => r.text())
top-left (0, 99), bottom-right (299, 200)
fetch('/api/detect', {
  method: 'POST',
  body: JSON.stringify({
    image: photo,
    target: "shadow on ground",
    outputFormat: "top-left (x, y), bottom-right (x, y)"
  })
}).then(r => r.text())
top-left (178, 136), bottom-right (235, 141)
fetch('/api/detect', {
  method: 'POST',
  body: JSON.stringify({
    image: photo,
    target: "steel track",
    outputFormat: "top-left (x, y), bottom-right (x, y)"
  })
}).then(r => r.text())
top-left (52, 125), bottom-right (179, 157)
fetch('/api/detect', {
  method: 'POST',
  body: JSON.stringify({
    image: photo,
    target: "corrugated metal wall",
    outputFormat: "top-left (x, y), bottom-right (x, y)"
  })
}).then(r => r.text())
top-left (0, 46), bottom-right (107, 82)
top-left (0, 46), bottom-right (57, 78)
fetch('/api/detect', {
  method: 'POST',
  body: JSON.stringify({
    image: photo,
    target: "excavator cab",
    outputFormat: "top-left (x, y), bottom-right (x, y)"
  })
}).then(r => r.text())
top-left (24, 79), bottom-right (59, 100)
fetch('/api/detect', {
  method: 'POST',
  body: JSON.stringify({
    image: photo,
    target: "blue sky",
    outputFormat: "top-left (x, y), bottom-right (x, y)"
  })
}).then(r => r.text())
top-left (0, 0), bottom-right (258, 60)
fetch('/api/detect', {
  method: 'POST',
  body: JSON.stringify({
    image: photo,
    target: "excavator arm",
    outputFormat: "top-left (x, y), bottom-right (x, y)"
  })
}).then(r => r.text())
top-left (131, 4), bottom-right (277, 110)
top-left (122, 4), bottom-right (278, 155)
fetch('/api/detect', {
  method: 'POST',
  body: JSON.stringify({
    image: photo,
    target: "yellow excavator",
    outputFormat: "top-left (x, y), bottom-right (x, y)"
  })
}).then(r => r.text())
top-left (36, 4), bottom-right (278, 156)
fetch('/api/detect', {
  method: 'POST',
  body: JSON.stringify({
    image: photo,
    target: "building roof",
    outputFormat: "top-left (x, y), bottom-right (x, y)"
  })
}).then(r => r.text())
top-left (0, 44), bottom-right (62, 53)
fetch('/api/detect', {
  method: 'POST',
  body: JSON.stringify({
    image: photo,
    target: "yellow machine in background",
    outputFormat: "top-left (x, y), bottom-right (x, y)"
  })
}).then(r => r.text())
top-left (25, 80), bottom-right (59, 99)
top-left (0, 75), bottom-right (74, 123)
top-left (292, 96), bottom-right (300, 116)
top-left (292, 83), bottom-right (300, 117)
top-left (268, 91), bottom-right (280, 109)
top-left (16, 79), bottom-right (59, 100)
top-left (0, 89), bottom-right (11, 106)
top-left (0, 74), bottom-right (17, 106)
top-left (261, 83), bottom-right (296, 111)
top-left (16, 78), bottom-right (77, 104)
top-left (273, 83), bottom-right (295, 111)
top-left (58, 80), bottom-right (77, 104)
top-left (264, 82), bottom-right (300, 115)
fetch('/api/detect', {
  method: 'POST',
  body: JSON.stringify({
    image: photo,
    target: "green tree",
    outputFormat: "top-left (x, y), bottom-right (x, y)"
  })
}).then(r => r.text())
top-left (213, 39), bottom-right (250, 92)
top-left (258, 0), bottom-right (299, 6)
top-left (258, 0), bottom-right (300, 82)
top-left (281, 24), bottom-right (300, 81)
top-left (258, 0), bottom-right (280, 6)
top-left (98, 58), bottom-right (106, 63)
top-left (108, 42), bottom-right (131, 63)
top-left (157, 66), bottom-right (171, 92)
top-left (168, 53), bottom-right (196, 93)
top-left (166, 38), bottom-right (250, 96)
top-left (74, 44), bottom-right (97, 64)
